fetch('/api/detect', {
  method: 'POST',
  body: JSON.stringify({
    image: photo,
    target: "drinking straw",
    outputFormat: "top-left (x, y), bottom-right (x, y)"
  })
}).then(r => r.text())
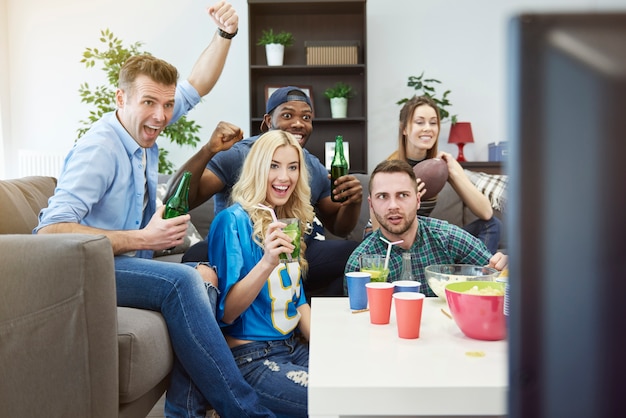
top-left (257, 203), bottom-right (293, 261)
top-left (257, 203), bottom-right (277, 222)
top-left (379, 236), bottom-right (403, 270)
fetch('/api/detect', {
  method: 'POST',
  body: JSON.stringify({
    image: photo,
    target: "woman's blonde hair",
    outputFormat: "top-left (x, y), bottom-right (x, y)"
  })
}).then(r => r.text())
top-left (231, 130), bottom-right (315, 272)
top-left (396, 95), bottom-right (441, 161)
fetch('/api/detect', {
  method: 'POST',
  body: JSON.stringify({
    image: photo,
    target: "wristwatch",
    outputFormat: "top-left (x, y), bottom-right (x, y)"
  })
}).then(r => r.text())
top-left (218, 28), bottom-right (238, 39)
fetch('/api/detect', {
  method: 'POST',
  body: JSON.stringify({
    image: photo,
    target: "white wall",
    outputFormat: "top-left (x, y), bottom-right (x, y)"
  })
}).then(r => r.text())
top-left (1, 0), bottom-right (625, 178)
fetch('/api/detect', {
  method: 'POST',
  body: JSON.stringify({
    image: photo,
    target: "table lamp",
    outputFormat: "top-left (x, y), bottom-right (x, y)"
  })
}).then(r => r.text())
top-left (447, 122), bottom-right (474, 162)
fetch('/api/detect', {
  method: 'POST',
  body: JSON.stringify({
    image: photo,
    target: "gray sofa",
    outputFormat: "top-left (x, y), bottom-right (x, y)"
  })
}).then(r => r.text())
top-left (0, 176), bottom-right (172, 418)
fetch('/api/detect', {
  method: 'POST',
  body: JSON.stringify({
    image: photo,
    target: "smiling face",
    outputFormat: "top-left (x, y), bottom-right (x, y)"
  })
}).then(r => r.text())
top-left (369, 171), bottom-right (420, 240)
top-left (115, 74), bottom-right (176, 148)
top-left (403, 104), bottom-right (440, 160)
top-left (266, 145), bottom-right (301, 207)
top-left (264, 101), bottom-right (313, 147)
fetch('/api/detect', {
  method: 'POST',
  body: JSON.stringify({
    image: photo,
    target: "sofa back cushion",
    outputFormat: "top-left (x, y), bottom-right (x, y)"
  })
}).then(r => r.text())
top-left (0, 176), bottom-right (56, 234)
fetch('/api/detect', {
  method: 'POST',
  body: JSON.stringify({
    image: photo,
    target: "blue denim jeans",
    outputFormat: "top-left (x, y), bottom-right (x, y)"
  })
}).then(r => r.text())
top-left (114, 256), bottom-right (274, 418)
top-left (231, 335), bottom-right (309, 418)
top-left (463, 216), bottom-right (502, 254)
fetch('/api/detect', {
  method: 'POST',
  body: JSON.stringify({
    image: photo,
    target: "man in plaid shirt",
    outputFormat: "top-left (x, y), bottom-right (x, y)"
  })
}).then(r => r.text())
top-left (344, 160), bottom-right (508, 297)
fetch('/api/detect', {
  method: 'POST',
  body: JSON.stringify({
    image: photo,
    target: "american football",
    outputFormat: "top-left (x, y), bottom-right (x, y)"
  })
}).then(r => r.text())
top-left (412, 158), bottom-right (449, 200)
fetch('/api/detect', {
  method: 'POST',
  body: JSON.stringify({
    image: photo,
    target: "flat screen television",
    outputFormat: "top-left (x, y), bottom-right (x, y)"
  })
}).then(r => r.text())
top-left (508, 12), bottom-right (626, 418)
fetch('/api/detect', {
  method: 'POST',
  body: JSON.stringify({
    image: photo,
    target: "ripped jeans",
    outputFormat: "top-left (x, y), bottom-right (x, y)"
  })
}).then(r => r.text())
top-left (231, 334), bottom-right (309, 418)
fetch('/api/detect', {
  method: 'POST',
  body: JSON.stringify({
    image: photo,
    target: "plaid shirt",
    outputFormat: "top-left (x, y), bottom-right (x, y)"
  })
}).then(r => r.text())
top-left (344, 216), bottom-right (492, 297)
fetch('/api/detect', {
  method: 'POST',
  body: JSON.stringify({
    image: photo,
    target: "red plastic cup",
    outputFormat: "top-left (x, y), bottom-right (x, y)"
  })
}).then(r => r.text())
top-left (365, 282), bottom-right (395, 324)
top-left (393, 292), bottom-right (426, 339)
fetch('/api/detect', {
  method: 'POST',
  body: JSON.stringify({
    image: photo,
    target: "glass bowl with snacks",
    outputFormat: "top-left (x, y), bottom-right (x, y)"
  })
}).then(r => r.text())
top-left (424, 264), bottom-right (500, 301)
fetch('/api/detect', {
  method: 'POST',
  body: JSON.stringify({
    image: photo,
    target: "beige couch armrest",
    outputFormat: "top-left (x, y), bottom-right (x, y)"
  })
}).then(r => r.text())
top-left (0, 234), bottom-right (119, 417)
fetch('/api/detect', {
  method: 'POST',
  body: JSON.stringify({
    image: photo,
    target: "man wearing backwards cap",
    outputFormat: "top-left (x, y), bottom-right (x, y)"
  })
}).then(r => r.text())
top-left (171, 86), bottom-right (363, 296)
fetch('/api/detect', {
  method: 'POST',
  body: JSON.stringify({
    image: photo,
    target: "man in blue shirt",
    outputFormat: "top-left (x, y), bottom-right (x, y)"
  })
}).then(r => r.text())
top-left (173, 86), bottom-right (363, 296)
top-left (35, 3), bottom-right (274, 417)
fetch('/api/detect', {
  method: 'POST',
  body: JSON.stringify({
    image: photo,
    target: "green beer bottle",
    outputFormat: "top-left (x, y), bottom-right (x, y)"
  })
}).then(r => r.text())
top-left (163, 171), bottom-right (191, 219)
top-left (330, 135), bottom-right (348, 203)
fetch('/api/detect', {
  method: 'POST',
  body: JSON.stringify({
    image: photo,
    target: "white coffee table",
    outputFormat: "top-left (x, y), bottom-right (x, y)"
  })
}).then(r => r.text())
top-left (308, 297), bottom-right (508, 418)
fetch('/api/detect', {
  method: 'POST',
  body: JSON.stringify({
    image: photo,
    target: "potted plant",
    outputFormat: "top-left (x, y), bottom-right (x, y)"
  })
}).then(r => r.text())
top-left (324, 82), bottom-right (355, 118)
top-left (397, 72), bottom-right (457, 123)
top-left (256, 28), bottom-right (294, 66)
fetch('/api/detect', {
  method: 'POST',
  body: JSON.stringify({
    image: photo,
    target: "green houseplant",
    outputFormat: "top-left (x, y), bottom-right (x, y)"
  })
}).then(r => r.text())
top-left (256, 28), bottom-right (294, 66)
top-left (325, 82), bottom-right (355, 118)
top-left (324, 82), bottom-right (355, 100)
top-left (77, 29), bottom-right (201, 174)
top-left (256, 28), bottom-right (295, 47)
top-left (397, 72), bottom-right (456, 123)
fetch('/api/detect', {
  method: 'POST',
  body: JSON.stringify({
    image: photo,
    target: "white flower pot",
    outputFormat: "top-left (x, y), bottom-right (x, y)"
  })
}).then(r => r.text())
top-left (330, 97), bottom-right (348, 118)
top-left (265, 43), bottom-right (285, 66)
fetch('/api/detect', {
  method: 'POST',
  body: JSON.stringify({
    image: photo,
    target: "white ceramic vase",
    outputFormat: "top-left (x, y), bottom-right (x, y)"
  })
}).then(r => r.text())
top-left (330, 97), bottom-right (348, 118)
top-left (265, 43), bottom-right (285, 66)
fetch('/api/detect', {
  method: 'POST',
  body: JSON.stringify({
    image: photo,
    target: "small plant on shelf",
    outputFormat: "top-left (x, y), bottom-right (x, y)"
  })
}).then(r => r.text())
top-left (256, 28), bottom-right (295, 46)
top-left (397, 72), bottom-right (456, 123)
top-left (324, 82), bottom-right (355, 99)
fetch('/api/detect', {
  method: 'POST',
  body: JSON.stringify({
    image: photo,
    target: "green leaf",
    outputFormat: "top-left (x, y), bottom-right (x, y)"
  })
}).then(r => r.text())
top-left (397, 72), bottom-right (457, 122)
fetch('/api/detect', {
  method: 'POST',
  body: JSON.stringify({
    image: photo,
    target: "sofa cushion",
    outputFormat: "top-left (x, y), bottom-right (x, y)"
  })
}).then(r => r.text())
top-left (117, 307), bottom-right (173, 405)
top-left (430, 182), bottom-right (464, 227)
top-left (0, 176), bottom-right (56, 234)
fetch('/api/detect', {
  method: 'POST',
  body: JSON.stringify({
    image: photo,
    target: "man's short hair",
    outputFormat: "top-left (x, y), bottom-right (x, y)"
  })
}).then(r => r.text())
top-left (369, 159), bottom-right (417, 193)
top-left (118, 55), bottom-right (179, 93)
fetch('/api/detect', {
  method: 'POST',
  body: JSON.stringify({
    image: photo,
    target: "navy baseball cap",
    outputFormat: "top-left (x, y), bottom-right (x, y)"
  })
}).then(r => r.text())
top-left (265, 86), bottom-right (313, 114)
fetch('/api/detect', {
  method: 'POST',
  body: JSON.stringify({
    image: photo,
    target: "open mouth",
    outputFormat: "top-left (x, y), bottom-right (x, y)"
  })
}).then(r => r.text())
top-left (387, 214), bottom-right (403, 225)
top-left (273, 184), bottom-right (289, 196)
top-left (145, 125), bottom-right (161, 136)
top-left (288, 132), bottom-right (305, 143)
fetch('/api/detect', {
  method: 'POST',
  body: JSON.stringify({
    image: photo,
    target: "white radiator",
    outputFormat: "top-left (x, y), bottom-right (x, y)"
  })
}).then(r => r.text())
top-left (18, 150), bottom-right (66, 178)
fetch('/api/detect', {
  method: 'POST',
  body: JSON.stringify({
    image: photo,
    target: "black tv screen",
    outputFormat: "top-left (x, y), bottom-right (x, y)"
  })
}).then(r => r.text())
top-left (508, 12), bottom-right (626, 418)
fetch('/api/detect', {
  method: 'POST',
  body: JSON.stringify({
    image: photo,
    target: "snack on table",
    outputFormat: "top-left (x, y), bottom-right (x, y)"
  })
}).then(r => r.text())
top-left (464, 285), bottom-right (505, 296)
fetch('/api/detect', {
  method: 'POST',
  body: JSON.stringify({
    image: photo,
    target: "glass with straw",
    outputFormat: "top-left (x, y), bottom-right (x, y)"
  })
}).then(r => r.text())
top-left (257, 204), bottom-right (300, 263)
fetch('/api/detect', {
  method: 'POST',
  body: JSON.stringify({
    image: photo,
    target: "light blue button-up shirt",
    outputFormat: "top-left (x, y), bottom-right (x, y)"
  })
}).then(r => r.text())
top-left (35, 80), bottom-right (200, 258)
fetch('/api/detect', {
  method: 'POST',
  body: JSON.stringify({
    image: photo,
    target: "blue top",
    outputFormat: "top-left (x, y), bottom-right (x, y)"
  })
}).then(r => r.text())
top-left (208, 203), bottom-right (306, 341)
top-left (344, 216), bottom-right (493, 297)
top-left (35, 80), bottom-right (201, 258)
top-left (207, 135), bottom-right (331, 214)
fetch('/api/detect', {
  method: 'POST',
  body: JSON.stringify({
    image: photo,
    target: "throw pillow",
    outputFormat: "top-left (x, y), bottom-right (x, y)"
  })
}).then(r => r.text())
top-left (464, 170), bottom-right (508, 212)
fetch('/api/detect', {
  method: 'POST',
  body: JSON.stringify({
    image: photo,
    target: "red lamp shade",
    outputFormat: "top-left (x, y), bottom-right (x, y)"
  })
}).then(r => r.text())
top-left (448, 122), bottom-right (474, 162)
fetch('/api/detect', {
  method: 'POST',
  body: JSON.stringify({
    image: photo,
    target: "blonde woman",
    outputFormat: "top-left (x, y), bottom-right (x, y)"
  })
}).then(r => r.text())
top-left (208, 130), bottom-right (314, 417)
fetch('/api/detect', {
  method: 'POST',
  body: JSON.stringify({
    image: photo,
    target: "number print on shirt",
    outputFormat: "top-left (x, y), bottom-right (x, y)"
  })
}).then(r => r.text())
top-left (268, 262), bottom-right (302, 334)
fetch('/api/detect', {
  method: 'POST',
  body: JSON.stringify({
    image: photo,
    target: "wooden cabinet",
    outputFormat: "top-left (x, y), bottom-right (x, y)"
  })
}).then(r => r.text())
top-left (247, 0), bottom-right (367, 173)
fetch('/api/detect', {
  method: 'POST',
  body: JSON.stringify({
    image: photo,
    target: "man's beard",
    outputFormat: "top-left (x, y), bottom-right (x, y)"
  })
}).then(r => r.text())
top-left (374, 211), bottom-right (415, 236)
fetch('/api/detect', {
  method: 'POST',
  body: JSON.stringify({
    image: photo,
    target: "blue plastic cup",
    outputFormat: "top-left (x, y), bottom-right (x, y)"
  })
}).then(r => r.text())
top-left (346, 272), bottom-right (371, 310)
top-left (393, 280), bottom-right (421, 293)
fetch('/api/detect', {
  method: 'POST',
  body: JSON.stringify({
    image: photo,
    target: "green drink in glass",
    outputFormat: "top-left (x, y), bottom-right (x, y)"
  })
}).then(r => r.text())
top-left (279, 218), bottom-right (301, 262)
top-left (359, 254), bottom-right (390, 282)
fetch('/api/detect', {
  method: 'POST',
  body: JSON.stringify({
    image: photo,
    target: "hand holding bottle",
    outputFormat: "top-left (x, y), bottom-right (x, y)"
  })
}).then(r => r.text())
top-left (330, 135), bottom-right (349, 203)
top-left (143, 206), bottom-right (191, 251)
